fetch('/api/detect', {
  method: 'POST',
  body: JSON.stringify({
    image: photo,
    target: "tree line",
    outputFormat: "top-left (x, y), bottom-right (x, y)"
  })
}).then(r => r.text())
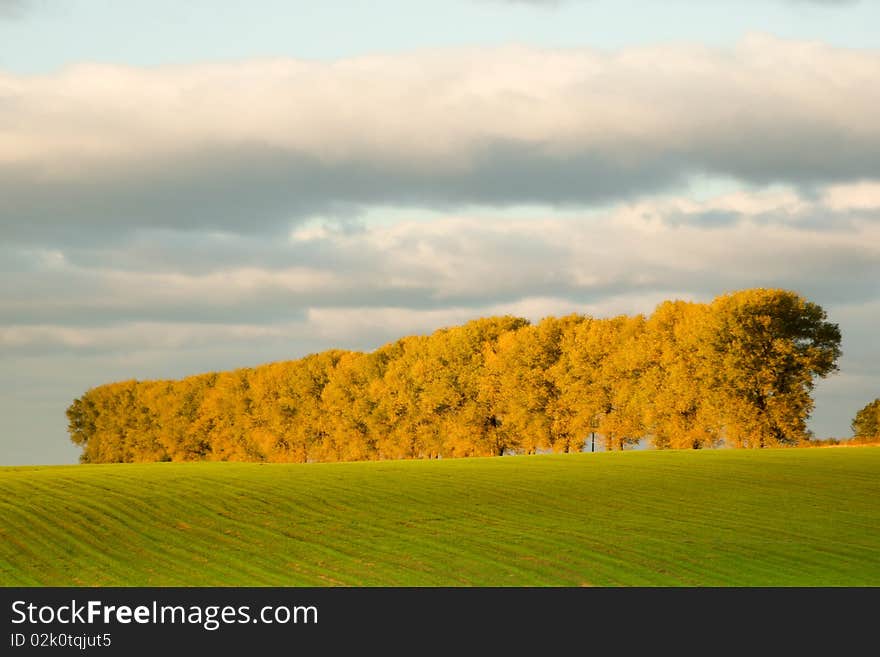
top-left (66, 288), bottom-right (842, 463)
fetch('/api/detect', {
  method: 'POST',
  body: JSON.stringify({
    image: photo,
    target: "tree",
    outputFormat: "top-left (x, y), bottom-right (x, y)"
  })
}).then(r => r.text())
top-left (66, 395), bottom-right (96, 452)
top-left (706, 289), bottom-right (841, 448)
top-left (425, 316), bottom-right (529, 458)
top-left (190, 369), bottom-right (257, 461)
top-left (597, 314), bottom-right (650, 451)
top-left (852, 399), bottom-right (880, 441)
top-left (65, 288), bottom-right (842, 462)
top-left (481, 315), bottom-right (585, 455)
top-left (373, 335), bottom-right (434, 459)
top-left (551, 316), bottom-right (645, 452)
top-left (320, 352), bottom-right (377, 462)
top-left (642, 300), bottom-right (721, 449)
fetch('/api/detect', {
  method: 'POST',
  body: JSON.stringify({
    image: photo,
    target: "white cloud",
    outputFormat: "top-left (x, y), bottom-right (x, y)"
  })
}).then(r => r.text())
top-left (2, 36), bottom-right (879, 242)
top-left (0, 322), bottom-right (300, 350)
top-left (822, 181), bottom-right (880, 211)
top-left (489, 0), bottom-right (860, 5)
top-left (100, 266), bottom-right (343, 301)
top-left (4, 36), bottom-right (876, 171)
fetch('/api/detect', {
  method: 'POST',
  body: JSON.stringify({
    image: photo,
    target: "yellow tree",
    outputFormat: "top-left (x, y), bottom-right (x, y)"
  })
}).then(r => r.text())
top-left (552, 316), bottom-right (645, 451)
top-left (441, 316), bottom-right (529, 457)
top-left (373, 336), bottom-right (433, 459)
top-left (852, 399), bottom-right (880, 441)
top-left (483, 315), bottom-right (585, 454)
top-left (66, 288), bottom-right (842, 462)
top-left (248, 362), bottom-right (302, 462)
top-left (707, 289), bottom-right (841, 447)
top-left (76, 381), bottom-right (142, 463)
top-left (291, 350), bottom-right (349, 462)
top-left (126, 380), bottom-right (171, 462)
top-left (168, 372), bottom-right (218, 460)
top-left (320, 351), bottom-right (377, 462)
top-left (642, 300), bottom-right (721, 449)
top-left (190, 369), bottom-right (258, 461)
top-left (549, 317), bottom-right (600, 452)
top-left (598, 314), bottom-right (650, 451)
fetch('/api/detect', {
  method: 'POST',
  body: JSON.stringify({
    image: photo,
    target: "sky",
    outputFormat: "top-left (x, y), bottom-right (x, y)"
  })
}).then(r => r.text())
top-left (1, 1), bottom-right (879, 465)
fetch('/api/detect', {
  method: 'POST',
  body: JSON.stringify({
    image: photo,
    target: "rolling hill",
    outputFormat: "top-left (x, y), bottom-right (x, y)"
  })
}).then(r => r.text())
top-left (1, 448), bottom-right (878, 586)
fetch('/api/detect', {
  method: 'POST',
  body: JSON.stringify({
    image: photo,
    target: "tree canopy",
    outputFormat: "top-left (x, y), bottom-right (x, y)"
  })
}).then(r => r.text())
top-left (66, 289), bottom-right (842, 463)
top-left (852, 399), bottom-right (880, 441)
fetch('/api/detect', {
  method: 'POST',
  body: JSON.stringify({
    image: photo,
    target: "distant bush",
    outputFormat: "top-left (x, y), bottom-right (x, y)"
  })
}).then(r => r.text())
top-left (803, 437), bottom-right (841, 447)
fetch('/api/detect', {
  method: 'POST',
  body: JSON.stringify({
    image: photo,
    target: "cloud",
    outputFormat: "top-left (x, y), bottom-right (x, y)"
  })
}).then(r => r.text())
top-left (781, 0), bottom-right (861, 4)
top-left (0, 0), bottom-right (27, 19)
top-left (2, 36), bottom-right (879, 244)
top-left (491, 0), bottom-right (860, 5)
top-left (490, 0), bottom-right (564, 5)
top-left (3, 181), bottom-right (878, 346)
top-left (822, 181), bottom-right (880, 212)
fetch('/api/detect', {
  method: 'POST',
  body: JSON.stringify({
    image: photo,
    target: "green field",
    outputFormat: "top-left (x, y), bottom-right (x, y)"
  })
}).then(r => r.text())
top-left (1, 448), bottom-right (878, 586)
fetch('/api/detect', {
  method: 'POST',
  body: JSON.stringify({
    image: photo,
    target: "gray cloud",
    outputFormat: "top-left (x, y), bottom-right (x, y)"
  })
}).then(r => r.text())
top-left (0, 0), bottom-right (27, 19)
top-left (4, 139), bottom-right (878, 248)
top-left (0, 145), bottom-right (687, 245)
top-left (3, 183), bottom-right (878, 336)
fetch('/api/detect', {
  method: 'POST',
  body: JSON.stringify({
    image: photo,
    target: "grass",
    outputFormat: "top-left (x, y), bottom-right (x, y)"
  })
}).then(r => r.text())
top-left (1, 448), bottom-right (878, 586)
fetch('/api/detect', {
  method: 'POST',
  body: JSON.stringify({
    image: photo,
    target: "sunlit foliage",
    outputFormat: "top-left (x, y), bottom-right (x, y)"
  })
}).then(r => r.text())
top-left (852, 399), bottom-right (880, 442)
top-left (67, 289), bottom-right (841, 462)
